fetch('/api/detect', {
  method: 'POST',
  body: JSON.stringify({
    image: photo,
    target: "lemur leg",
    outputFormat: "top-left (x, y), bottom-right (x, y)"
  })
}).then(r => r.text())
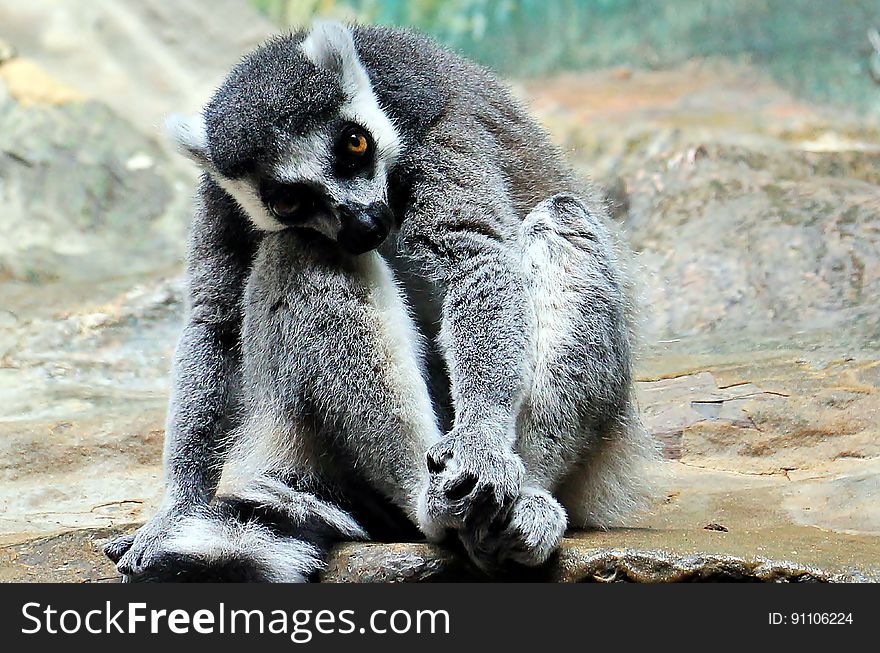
top-left (120, 476), bottom-right (368, 582)
top-left (461, 194), bottom-right (654, 568)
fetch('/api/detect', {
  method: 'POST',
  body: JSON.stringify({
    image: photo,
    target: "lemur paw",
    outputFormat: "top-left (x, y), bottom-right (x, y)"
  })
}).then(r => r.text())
top-left (460, 488), bottom-right (567, 570)
top-left (420, 427), bottom-right (525, 531)
top-left (103, 532), bottom-right (136, 563)
top-left (104, 510), bottom-right (183, 577)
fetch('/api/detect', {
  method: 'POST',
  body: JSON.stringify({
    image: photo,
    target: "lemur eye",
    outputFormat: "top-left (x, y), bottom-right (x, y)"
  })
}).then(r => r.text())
top-left (346, 132), bottom-right (368, 155)
top-left (260, 181), bottom-right (323, 224)
top-left (268, 192), bottom-right (301, 219)
top-left (340, 125), bottom-right (371, 158)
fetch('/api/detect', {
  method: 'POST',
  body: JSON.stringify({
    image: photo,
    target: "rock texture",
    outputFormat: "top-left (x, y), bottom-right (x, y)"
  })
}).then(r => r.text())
top-left (528, 64), bottom-right (880, 343)
top-left (1, 530), bottom-right (868, 583)
top-left (0, 1), bottom-right (877, 581)
top-left (0, 0), bottom-right (275, 135)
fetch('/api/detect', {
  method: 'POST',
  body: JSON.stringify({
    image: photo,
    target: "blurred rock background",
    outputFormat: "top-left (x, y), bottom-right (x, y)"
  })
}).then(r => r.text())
top-left (0, 0), bottom-right (877, 581)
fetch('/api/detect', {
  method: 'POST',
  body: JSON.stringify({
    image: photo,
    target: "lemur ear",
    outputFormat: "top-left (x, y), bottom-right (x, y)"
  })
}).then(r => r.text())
top-left (301, 20), bottom-right (369, 94)
top-left (165, 113), bottom-right (210, 166)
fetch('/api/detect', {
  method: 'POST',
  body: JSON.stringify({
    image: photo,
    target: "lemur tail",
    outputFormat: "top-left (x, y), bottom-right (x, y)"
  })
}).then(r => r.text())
top-left (124, 477), bottom-right (367, 582)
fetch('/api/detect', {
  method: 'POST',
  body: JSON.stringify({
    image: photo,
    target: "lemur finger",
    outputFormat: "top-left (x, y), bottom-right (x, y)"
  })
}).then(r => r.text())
top-left (426, 447), bottom-right (452, 474)
top-left (462, 484), bottom-right (507, 534)
top-left (444, 472), bottom-right (477, 501)
top-left (487, 502), bottom-right (515, 534)
top-left (116, 553), bottom-right (139, 576)
top-left (103, 534), bottom-right (135, 563)
top-left (117, 539), bottom-right (163, 576)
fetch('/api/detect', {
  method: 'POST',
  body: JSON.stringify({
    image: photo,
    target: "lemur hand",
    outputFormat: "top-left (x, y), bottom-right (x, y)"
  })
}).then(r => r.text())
top-left (419, 423), bottom-right (525, 534)
top-left (459, 487), bottom-right (567, 571)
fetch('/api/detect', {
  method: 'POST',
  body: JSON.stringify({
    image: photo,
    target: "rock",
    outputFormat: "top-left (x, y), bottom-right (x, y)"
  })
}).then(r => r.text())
top-left (0, 37), bottom-right (16, 64)
top-left (0, 84), bottom-right (186, 290)
top-left (323, 542), bottom-right (475, 583)
top-left (636, 356), bottom-right (880, 476)
top-left (0, 527), bottom-right (125, 582)
top-left (551, 549), bottom-right (855, 583)
top-left (324, 539), bottom-right (868, 582)
top-left (0, 276), bottom-right (181, 543)
top-left (0, 58), bottom-right (84, 106)
top-left (1, 529), bottom-right (869, 583)
top-left (0, 44), bottom-right (190, 545)
top-left (0, 0), bottom-right (275, 135)
top-left (526, 62), bottom-right (880, 344)
top-left (624, 142), bottom-right (880, 342)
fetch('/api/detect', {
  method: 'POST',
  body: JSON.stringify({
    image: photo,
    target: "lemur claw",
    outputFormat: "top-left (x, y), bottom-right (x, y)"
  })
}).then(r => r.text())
top-left (422, 430), bottom-right (525, 536)
top-left (459, 488), bottom-right (567, 570)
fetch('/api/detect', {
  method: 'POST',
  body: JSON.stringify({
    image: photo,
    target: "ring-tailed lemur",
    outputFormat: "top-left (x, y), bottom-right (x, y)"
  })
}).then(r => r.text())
top-left (104, 21), bottom-right (656, 581)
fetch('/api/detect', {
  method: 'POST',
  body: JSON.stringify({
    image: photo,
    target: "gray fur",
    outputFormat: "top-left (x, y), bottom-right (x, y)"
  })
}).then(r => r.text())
top-left (105, 21), bottom-right (656, 580)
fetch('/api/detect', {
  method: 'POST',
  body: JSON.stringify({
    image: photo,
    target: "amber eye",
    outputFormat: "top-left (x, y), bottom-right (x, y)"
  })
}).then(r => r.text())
top-left (345, 131), bottom-right (369, 155)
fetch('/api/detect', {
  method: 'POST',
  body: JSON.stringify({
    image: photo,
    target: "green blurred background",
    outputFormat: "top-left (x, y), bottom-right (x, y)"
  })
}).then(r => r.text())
top-left (253, 0), bottom-right (880, 113)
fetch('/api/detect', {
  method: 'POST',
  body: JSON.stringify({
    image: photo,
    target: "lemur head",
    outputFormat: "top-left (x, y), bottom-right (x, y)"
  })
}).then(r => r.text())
top-left (168, 21), bottom-right (401, 255)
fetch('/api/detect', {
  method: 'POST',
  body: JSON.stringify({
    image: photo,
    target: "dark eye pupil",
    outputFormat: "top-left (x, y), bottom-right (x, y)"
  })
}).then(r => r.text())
top-left (271, 195), bottom-right (299, 216)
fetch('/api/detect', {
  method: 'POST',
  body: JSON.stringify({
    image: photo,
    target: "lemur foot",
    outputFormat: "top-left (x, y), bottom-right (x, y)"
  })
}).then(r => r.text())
top-left (104, 509), bottom-right (186, 576)
top-left (459, 487), bottom-right (567, 570)
top-left (420, 427), bottom-right (525, 532)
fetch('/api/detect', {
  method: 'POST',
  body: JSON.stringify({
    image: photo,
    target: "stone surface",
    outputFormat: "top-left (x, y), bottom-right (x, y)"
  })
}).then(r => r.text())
top-left (0, 2), bottom-right (877, 581)
top-left (526, 63), bottom-right (880, 343)
top-left (0, 79), bottom-right (184, 289)
top-left (0, 0), bottom-right (275, 136)
top-left (1, 529), bottom-right (868, 583)
top-left (0, 55), bottom-right (186, 544)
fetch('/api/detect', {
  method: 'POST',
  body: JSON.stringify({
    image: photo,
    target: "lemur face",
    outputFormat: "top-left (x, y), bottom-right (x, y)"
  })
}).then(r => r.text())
top-left (168, 22), bottom-right (402, 255)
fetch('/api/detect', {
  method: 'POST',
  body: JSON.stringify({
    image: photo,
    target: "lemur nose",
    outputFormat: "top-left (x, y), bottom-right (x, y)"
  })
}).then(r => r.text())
top-left (337, 202), bottom-right (393, 255)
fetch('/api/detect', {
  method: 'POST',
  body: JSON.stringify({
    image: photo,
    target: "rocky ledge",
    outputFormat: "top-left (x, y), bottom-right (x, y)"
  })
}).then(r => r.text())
top-left (0, 528), bottom-right (868, 583)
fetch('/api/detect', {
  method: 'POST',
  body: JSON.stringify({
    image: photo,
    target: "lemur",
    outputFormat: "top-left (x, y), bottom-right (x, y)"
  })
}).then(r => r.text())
top-left (104, 21), bottom-right (656, 581)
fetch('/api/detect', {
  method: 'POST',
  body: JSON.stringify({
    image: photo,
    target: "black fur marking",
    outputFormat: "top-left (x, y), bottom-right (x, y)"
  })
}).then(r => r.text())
top-left (216, 496), bottom-right (349, 556)
top-left (283, 470), bottom-right (423, 543)
top-left (204, 34), bottom-right (344, 178)
top-left (124, 552), bottom-right (270, 583)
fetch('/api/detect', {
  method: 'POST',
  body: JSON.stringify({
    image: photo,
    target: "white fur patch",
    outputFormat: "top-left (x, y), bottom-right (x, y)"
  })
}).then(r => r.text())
top-left (165, 113), bottom-right (209, 164)
top-left (300, 20), bottom-right (359, 78)
top-left (301, 20), bottom-right (401, 167)
top-left (274, 130), bottom-right (331, 185)
top-left (522, 203), bottom-right (578, 428)
top-left (213, 175), bottom-right (285, 232)
top-left (233, 477), bottom-right (368, 541)
top-left (164, 112), bottom-right (285, 232)
top-left (167, 512), bottom-right (322, 582)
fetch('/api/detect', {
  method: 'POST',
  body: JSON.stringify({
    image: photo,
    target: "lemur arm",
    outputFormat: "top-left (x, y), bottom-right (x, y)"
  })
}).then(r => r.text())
top-left (405, 200), bottom-right (530, 440)
top-left (105, 178), bottom-right (255, 573)
top-left (403, 126), bottom-right (532, 526)
top-left (161, 321), bottom-right (240, 507)
top-left (162, 179), bottom-right (256, 508)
